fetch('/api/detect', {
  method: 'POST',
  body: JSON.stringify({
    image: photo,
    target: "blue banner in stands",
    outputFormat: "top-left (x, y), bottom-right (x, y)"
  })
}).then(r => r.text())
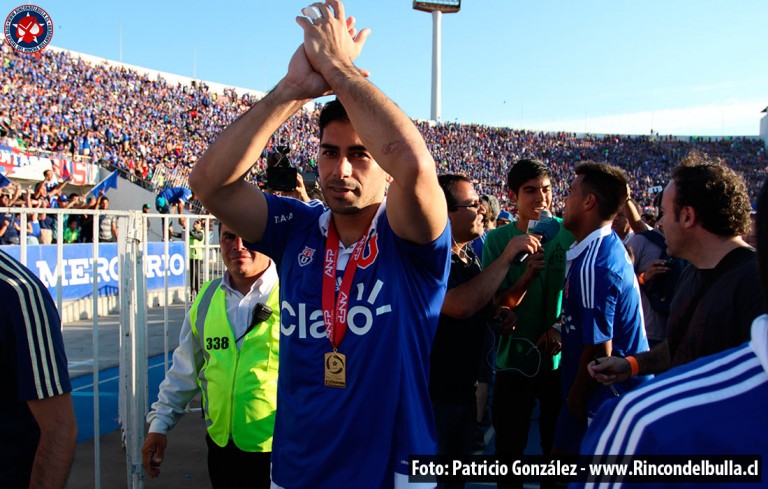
top-left (89, 170), bottom-right (119, 196)
top-left (1, 242), bottom-right (187, 300)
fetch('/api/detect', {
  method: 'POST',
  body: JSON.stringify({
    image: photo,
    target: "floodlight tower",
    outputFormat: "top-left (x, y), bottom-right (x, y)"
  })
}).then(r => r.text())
top-left (413, 1), bottom-right (461, 122)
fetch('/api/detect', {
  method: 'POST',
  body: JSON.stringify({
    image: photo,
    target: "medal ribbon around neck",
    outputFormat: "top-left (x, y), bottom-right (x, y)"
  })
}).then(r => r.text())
top-left (321, 218), bottom-right (372, 350)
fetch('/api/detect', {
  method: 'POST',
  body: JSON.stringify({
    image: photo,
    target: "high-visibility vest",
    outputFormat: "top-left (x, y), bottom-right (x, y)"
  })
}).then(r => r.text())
top-left (189, 277), bottom-right (279, 451)
top-left (190, 234), bottom-right (204, 260)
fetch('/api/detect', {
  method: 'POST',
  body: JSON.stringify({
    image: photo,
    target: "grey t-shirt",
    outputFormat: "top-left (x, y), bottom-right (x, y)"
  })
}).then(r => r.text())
top-left (626, 230), bottom-right (666, 342)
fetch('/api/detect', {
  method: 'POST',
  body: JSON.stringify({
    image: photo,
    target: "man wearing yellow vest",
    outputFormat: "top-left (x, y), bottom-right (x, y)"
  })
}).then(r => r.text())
top-left (142, 222), bottom-right (279, 489)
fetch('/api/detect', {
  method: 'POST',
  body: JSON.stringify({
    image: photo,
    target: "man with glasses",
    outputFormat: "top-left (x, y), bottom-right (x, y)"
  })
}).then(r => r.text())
top-left (432, 175), bottom-right (540, 487)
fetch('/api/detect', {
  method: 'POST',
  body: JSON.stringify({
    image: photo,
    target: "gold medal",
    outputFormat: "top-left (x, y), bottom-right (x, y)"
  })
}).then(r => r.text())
top-left (324, 351), bottom-right (347, 388)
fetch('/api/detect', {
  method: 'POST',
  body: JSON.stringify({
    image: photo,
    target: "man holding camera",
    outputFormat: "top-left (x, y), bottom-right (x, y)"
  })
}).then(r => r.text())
top-left (264, 147), bottom-right (313, 202)
top-left (142, 223), bottom-right (279, 489)
top-left (189, 2), bottom-right (450, 487)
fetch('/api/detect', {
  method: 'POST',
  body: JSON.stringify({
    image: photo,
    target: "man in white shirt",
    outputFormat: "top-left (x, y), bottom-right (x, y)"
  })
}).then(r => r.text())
top-left (142, 222), bottom-right (279, 489)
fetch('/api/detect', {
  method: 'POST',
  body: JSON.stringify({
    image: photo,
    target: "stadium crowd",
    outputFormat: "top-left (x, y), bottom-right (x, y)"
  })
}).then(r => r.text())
top-left (1, 42), bottom-right (766, 217)
top-left (3, 6), bottom-right (768, 489)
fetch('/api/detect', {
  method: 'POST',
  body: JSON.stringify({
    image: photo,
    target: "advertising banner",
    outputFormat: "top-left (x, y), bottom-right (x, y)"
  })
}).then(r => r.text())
top-left (2, 242), bottom-right (187, 300)
top-left (0, 141), bottom-right (100, 185)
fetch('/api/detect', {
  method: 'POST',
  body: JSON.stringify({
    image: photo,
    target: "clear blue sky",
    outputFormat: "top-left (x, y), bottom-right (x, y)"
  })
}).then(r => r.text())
top-left (31, 0), bottom-right (768, 135)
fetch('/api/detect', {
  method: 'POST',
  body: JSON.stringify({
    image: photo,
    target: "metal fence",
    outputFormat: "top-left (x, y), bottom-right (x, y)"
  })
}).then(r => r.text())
top-left (1, 206), bottom-right (223, 488)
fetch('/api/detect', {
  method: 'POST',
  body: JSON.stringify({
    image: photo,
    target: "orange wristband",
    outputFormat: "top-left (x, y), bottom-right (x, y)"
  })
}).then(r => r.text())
top-left (626, 356), bottom-right (640, 377)
top-left (638, 272), bottom-right (645, 286)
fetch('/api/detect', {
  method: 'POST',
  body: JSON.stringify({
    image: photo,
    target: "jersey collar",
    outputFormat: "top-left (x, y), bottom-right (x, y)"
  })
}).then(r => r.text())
top-left (566, 224), bottom-right (613, 263)
top-left (318, 199), bottom-right (387, 241)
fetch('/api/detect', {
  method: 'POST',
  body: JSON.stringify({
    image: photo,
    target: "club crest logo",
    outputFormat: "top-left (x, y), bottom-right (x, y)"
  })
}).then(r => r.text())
top-left (5, 5), bottom-right (53, 53)
top-left (298, 246), bottom-right (316, 267)
top-left (356, 232), bottom-right (379, 269)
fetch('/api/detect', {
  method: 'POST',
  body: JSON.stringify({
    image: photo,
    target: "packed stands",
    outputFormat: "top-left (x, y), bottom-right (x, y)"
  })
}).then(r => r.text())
top-left (2, 43), bottom-right (766, 215)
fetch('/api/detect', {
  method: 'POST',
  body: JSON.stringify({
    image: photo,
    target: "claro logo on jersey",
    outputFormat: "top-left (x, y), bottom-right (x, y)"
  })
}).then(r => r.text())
top-left (281, 279), bottom-right (392, 338)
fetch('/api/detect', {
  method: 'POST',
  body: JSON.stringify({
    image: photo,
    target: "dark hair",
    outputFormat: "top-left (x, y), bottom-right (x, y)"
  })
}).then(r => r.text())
top-left (507, 158), bottom-right (551, 195)
top-left (319, 99), bottom-right (350, 140)
top-left (574, 161), bottom-right (629, 220)
top-left (757, 179), bottom-right (768, 302)
top-left (670, 152), bottom-right (751, 237)
top-left (438, 174), bottom-right (472, 211)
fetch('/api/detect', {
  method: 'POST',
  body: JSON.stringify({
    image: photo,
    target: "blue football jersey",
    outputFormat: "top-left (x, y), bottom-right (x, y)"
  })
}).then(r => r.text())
top-left (576, 316), bottom-right (768, 489)
top-left (561, 226), bottom-right (650, 410)
top-left (249, 194), bottom-right (451, 489)
top-left (159, 186), bottom-right (192, 204)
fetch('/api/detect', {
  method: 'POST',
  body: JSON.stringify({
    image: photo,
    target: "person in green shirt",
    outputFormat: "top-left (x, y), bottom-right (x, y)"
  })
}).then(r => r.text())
top-left (482, 158), bottom-right (574, 489)
top-left (62, 219), bottom-right (79, 244)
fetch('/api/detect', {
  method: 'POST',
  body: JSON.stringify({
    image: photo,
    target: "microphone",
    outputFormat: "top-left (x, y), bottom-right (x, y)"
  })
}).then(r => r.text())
top-left (513, 209), bottom-right (560, 264)
top-left (235, 303), bottom-right (274, 343)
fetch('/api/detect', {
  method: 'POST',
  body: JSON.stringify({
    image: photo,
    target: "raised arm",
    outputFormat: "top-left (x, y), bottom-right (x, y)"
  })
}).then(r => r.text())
top-left (298, 0), bottom-right (444, 245)
top-left (190, 9), bottom-right (368, 244)
top-left (443, 234), bottom-right (540, 318)
top-left (187, 88), bottom-right (279, 244)
top-left (624, 189), bottom-right (651, 234)
top-left (494, 251), bottom-right (545, 308)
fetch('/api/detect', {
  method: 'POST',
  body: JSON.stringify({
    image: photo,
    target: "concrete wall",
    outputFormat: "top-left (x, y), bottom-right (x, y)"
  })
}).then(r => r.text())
top-left (59, 287), bottom-right (186, 323)
top-left (761, 113), bottom-right (768, 147)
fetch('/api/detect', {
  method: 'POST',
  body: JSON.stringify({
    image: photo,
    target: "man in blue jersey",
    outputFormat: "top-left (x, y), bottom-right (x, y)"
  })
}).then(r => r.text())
top-left (555, 162), bottom-right (650, 455)
top-left (1, 250), bottom-right (77, 488)
top-left (156, 186), bottom-right (194, 214)
top-left (576, 179), bottom-right (768, 489)
top-left (156, 186), bottom-right (195, 236)
top-left (0, 192), bottom-right (20, 244)
top-left (189, 2), bottom-right (449, 488)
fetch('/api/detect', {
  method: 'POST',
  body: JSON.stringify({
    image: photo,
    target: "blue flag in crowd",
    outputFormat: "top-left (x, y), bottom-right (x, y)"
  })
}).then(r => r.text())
top-left (90, 170), bottom-right (119, 196)
top-left (0, 172), bottom-right (10, 188)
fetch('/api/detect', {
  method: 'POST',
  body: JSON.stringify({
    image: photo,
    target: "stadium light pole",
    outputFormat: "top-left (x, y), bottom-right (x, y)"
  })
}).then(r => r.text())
top-left (413, 1), bottom-right (461, 122)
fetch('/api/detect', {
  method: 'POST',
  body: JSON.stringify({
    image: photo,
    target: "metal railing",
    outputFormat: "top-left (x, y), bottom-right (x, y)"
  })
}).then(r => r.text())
top-left (1, 206), bottom-right (222, 488)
